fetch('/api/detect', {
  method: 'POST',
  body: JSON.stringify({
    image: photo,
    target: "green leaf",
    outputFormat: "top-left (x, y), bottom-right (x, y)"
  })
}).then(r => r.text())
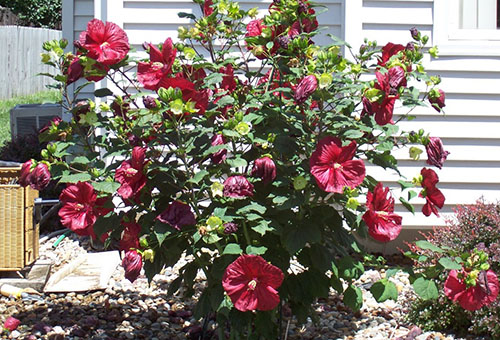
top-left (415, 240), bottom-right (444, 253)
top-left (223, 243), bottom-right (242, 255)
top-left (343, 285), bottom-right (363, 311)
top-left (370, 279), bottom-right (398, 302)
top-left (398, 180), bottom-right (415, 190)
top-left (408, 190), bottom-right (417, 200)
top-left (399, 197), bottom-right (415, 214)
top-left (203, 233), bottom-right (222, 244)
top-left (438, 257), bottom-right (462, 270)
top-left (154, 223), bottom-right (172, 246)
top-left (338, 256), bottom-right (364, 280)
top-left (187, 170), bottom-right (209, 184)
top-left (251, 220), bottom-right (274, 236)
top-left (413, 277), bottom-right (439, 300)
top-left (94, 88), bottom-right (113, 97)
top-left (385, 268), bottom-right (399, 279)
top-left (283, 225), bottom-right (321, 255)
top-left (226, 157), bottom-right (248, 168)
top-left (237, 202), bottom-right (266, 215)
top-left (71, 156), bottom-right (90, 165)
top-left (178, 12), bottom-right (196, 19)
top-left (272, 196), bottom-right (288, 205)
top-left (215, 95), bottom-right (235, 107)
top-left (92, 181), bottom-right (120, 194)
top-left (204, 72), bottom-right (223, 86)
top-left (246, 245), bottom-right (267, 255)
top-left (59, 172), bottom-right (92, 183)
top-left (343, 130), bottom-right (364, 139)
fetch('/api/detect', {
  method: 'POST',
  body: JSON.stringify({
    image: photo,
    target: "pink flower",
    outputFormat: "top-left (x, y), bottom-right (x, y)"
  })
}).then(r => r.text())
top-left (220, 64), bottom-right (237, 93)
top-left (362, 183), bottom-right (402, 242)
top-left (420, 168), bottom-right (445, 217)
top-left (115, 147), bottom-right (147, 201)
top-left (294, 75), bottom-right (317, 103)
top-left (222, 255), bottom-right (284, 312)
top-left (429, 89), bottom-right (446, 112)
top-left (30, 163), bottom-right (51, 191)
top-left (223, 176), bottom-right (254, 198)
top-left (58, 182), bottom-right (109, 237)
top-left (444, 269), bottom-right (499, 311)
top-left (210, 134), bottom-right (227, 164)
top-left (251, 157), bottom-right (276, 184)
top-left (119, 221), bottom-right (141, 251)
top-left (78, 19), bottom-right (129, 65)
top-left (122, 250), bottom-right (142, 283)
top-left (309, 136), bottom-right (366, 193)
top-left (137, 38), bottom-right (177, 90)
top-left (425, 137), bottom-right (450, 169)
top-left (378, 42), bottom-right (405, 67)
top-left (3, 316), bottom-right (20, 332)
top-left (156, 201), bottom-right (196, 230)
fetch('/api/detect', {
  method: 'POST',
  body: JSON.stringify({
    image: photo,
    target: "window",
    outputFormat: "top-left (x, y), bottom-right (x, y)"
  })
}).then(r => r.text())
top-left (459, 0), bottom-right (498, 29)
top-left (434, 0), bottom-right (500, 56)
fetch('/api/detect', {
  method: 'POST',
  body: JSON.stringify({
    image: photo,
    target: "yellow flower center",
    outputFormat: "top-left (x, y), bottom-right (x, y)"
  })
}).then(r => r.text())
top-left (126, 168), bottom-right (138, 177)
top-left (248, 279), bottom-right (257, 291)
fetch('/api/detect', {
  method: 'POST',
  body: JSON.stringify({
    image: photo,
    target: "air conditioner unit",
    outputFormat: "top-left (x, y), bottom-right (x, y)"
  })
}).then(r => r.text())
top-left (10, 104), bottom-right (62, 139)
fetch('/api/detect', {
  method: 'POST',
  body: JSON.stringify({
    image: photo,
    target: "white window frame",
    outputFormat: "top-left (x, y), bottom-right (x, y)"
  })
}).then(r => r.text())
top-left (434, 0), bottom-right (500, 56)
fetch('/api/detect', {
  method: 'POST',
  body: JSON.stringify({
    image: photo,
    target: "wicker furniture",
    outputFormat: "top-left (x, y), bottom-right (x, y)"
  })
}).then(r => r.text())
top-left (0, 167), bottom-right (39, 271)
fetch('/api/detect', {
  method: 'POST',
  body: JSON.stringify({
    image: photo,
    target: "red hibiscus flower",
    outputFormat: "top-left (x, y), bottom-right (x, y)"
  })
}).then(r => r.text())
top-left (122, 250), bottom-right (142, 283)
top-left (78, 19), bottom-right (129, 66)
top-left (223, 176), bottom-right (254, 198)
top-left (362, 183), bottom-right (402, 242)
top-left (120, 221), bottom-right (141, 251)
top-left (158, 75), bottom-right (209, 115)
top-left (419, 168), bottom-right (445, 217)
top-left (156, 201), bottom-right (196, 230)
top-left (294, 75), bottom-right (318, 104)
top-left (425, 137), bottom-right (450, 169)
top-left (220, 64), bottom-right (237, 92)
top-left (429, 89), bottom-right (446, 112)
top-left (362, 67), bottom-right (406, 126)
top-left (251, 157), bottom-right (277, 184)
top-left (115, 147), bottom-right (147, 201)
top-left (378, 42), bottom-right (405, 67)
top-left (310, 136), bottom-right (366, 193)
top-left (58, 182), bottom-right (110, 237)
top-left (210, 134), bottom-right (227, 164)
top-left (222, 254), bottom-right (284, 312)
top-left (444, 269), bottom-right (499, 311)
top-left (3, 316), bottom-right (20, 332)
top-left (137, 38), bottom-right (177, 90)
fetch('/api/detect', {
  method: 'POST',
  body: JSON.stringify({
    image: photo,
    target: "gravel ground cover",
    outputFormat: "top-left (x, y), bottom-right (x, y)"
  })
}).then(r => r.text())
top-left (0, 234), bottom-right (482, 340)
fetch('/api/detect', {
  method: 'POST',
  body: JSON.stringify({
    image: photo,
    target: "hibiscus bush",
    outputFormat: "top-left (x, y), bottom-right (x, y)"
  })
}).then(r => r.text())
top-left (405, 199), bottom-right (500, 338)
top-left (29, 0), bottom-right (455, 337)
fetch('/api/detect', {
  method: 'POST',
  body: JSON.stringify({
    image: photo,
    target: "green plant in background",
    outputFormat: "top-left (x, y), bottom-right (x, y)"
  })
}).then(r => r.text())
top-left (405, 200), bottom-right (500, 338)
top-left (0, 0), bottom-right (62, 29)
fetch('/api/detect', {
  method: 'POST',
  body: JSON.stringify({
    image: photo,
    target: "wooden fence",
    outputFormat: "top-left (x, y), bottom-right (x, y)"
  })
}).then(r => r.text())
top-left (0, 26), bottom-right (62, 99)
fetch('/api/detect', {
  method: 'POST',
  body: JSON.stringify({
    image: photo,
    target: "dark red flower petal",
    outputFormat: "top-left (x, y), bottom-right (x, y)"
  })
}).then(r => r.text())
top-left (223, 176), bottom-right (254, 198)
top-left (30, 163), bottom-right (51, 191)
top-left (222, 254), bottom-right (284, 312)
top-left (251, 157), bottom-right (277, 184)
top-left (425, 137), bottom-right (450, 169)
top-left (156, 201), bottom-right (196, 230)
top-left (122, 250), bottom-right (142, 283)
top-left (294, 75), bottom-right (317, 103)
top-left (378, 42), bottom-right (405, 67)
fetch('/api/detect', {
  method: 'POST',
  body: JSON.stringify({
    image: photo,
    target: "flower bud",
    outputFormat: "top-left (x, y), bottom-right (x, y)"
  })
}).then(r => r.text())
top-left (210, 134), bottom-right (227, 164)
top-left (19, 160), bottom-right (34, 187)
top-left (223, 222), bottom-right (238, 234)
top-left (143, 96), bottom-right (158, 109)
top-left (293, 176), bottom-right (307, 190)
top-left (223, 176), bottom-right (254, 198)
top-left (29, 163), bottom-right (51, 191)
top-left (410, 27), bottom-right (420, 40)
top-left (3, 316), bottom-right (20, 331)
top-left (143, 249), bottom-right (155, 263)
top-left (251, 157), bottom-right (276, 184)
top-left (122, 250), bottom-right (142, 283)
top-left (294, 75), bottom-right (318, 103)
top-left (429, 89), bottom-right (445, 112)
top-left (425, 137), bottom-right (450, 169)
top-left (409, 146), bottom-right (423, 161)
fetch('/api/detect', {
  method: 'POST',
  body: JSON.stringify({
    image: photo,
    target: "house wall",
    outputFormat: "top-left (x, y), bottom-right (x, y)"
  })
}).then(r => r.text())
top-left (64, 0), bottom-right (500, 251)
